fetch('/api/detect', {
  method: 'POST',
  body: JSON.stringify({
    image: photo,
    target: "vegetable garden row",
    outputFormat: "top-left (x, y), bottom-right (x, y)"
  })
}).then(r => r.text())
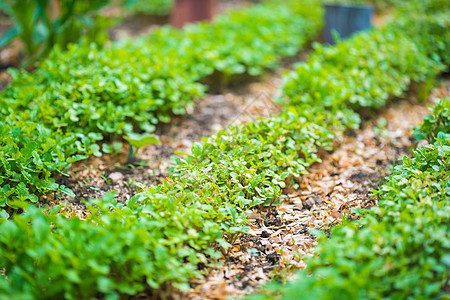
top-left (0, 0), bottom-right (449, 299)
top-left (0, 0), bottom-right (321, 209)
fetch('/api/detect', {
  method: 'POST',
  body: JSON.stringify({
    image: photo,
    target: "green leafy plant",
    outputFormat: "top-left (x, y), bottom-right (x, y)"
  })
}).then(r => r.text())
top-left (413, 98), bottom-right (450, 143)
top-left (0, 191), bottom-right (227, 298)
top-left (124, 132), bottom-right (160, 162)
top-left (0, 0), bottom-right (112, 65)
top-left (248, 3), bottom-right (449, 296)
top-left (0, 1), bottom-right (448, 298)
top-left (136, 0), bottom-right (322, 81)
top-left (0, 97), bottom-right (336, 299)
top-left (0, 121), bottom-right (86, 218)
top-left (252, 114), bottom-right (450, 300)
top-left (282, 12), bottom-right (447, 133)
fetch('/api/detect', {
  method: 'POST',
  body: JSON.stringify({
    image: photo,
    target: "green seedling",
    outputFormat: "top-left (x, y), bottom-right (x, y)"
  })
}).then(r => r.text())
top-left (100, 173), bottom-right (112, 185)
top-left (124, 132), bottom-right (160, 164)
top-left (413, 98), bottom-right (450, 143)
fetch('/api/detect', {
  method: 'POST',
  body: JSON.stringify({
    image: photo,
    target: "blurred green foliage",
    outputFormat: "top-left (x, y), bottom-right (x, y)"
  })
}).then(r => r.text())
top-left (0, 0), bottom-right (113, 65)
top-left (282, 6), bottom-right (448, 132)
top-left (119, 0), bottom-right (173, 15)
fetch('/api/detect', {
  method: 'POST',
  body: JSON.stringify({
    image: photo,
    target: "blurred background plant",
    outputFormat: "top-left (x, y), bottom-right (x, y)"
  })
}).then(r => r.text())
top-left (0, 0), bottom-right (114, 66)
top-left (118, 0), bottom-right (173, 16)
top-left (1, 0), bottom-right (413, 68)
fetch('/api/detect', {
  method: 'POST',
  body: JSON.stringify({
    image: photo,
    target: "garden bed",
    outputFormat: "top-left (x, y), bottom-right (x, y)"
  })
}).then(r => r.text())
top-left (0, 0), bottom-right (322, 209)
top-left (49, 55), bottom-right (292, 210)
top-left (0, 0), bottom-right (448, 299)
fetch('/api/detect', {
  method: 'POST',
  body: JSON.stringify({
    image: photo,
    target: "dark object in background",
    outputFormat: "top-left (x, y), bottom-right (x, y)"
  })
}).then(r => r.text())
top-left (171, 0), bottom-right (216, 28)
top-left (324, 3), bottom-right (373, 44)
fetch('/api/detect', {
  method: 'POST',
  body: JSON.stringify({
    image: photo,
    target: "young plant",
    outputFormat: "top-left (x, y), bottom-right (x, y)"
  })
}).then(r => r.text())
top-left (413, 98), bottom-right (450, 143)
top-left (124, 132), bottom-right (160, 163)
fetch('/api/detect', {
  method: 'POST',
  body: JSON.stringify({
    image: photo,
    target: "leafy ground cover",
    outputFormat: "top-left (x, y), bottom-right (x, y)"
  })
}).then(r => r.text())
top-left (414, 96), bottom-right (450, 143)
top-left (282, 14), bottom-right (448, 132)
top-left (0, 1), bottom-right (448, 298)
top-left (252, 98), bottom-right (450, 299)
top-left (0, 0), bottom-right (322, 213)
top-left (53, 75), bottom-right (286, 207)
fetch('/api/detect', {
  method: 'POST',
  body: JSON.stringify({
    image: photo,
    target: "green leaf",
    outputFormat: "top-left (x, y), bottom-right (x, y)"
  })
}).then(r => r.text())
top-left (192, 142), bottom-right (203, 157)
top-left (125, 132), bottom-right (160, 150)
top-left (0, 26), bottom-right (18, 48)
top-left (59, 185), bottom-right (75, 197)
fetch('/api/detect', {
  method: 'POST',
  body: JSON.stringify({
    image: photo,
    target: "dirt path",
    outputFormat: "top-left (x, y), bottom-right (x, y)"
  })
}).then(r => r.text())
top-left (183, 80), bottom-right (449, 299)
